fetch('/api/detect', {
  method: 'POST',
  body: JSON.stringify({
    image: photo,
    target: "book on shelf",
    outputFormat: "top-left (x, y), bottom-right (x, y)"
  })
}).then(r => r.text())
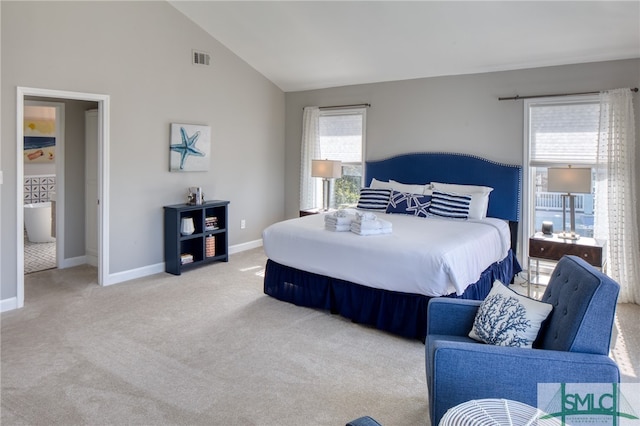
top-left (205, 216), bottom-right (219, 231)
top-left (180, 253), bottom-right (194, 264)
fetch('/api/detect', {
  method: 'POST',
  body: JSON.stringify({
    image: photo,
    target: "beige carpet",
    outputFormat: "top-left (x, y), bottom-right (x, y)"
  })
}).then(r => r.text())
top-left (2, 248), bottom-right (427, 426)
top-left (2, 248), bottom-right (638, 426)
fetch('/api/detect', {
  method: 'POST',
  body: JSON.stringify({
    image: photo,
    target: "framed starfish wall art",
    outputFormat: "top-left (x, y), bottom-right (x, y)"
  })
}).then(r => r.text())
top-left (169, 123), bottom-right (211, 172)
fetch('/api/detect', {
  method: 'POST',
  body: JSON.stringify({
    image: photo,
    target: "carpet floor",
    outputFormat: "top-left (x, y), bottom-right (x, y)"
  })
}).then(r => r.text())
top-left (2, 247), bottom-right (638, 426)
top-left (2, 248), bottom-right (427, 425)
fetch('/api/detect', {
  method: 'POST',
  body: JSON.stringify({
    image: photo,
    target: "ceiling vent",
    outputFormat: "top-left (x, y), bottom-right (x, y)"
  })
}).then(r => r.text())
top-left (192, 50), bottom-right (211, 67)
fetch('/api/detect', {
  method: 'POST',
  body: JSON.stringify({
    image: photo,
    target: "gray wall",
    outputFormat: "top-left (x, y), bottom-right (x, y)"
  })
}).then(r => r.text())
top-left (1, 1), bottom-right (285, 303)
top-left (285, 59), bottom-right (640, 223)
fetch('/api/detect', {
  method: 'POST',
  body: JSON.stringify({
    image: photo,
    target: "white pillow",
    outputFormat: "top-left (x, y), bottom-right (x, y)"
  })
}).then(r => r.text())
top-left (469, 281), bottom-right (553, 348)
top-left (431, 182), bottom-right (494, 220)
top-left (389, 180), bottom-right (428, 195)
top-left (370, 178), bottom-right (395, 190)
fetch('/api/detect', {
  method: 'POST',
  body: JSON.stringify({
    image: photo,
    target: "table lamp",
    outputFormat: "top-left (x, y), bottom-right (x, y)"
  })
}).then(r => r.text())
top-left (547, 166), bottom-right (591, 240)
top-left (312, 159), bottom-right (342, 211)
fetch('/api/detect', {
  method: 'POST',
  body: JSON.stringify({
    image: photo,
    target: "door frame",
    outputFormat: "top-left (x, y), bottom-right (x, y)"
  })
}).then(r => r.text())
top-left (16, 87), bottom-right (110, 308)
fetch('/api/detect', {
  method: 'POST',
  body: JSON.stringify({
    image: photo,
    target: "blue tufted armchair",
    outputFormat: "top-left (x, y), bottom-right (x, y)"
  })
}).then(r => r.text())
top-left (425, 255), bottom-right (620, 425)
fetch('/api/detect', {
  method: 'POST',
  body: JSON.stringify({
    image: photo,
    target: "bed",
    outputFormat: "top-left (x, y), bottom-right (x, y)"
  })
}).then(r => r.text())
top-left (263, 152), bottom-right (522, 340)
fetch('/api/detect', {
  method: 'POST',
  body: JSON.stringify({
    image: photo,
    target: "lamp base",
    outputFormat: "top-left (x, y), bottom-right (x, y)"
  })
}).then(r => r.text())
top-left (322, 178), bottom-right (330, 211)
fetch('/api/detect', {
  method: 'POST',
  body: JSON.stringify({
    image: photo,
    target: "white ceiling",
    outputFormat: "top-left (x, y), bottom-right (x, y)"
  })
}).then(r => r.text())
top-left (169, 1), bottom-right (640, 92)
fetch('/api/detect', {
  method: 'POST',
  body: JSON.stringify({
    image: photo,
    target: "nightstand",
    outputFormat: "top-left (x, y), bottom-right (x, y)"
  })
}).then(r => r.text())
top-left (299, 208), bottom-right (335, 217)
top-left (528, 233), bottom-right (606, 297)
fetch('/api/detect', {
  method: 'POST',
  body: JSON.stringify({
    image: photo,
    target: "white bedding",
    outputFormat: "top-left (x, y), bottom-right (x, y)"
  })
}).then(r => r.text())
top-left (262, 210), bottom-right (511, 297)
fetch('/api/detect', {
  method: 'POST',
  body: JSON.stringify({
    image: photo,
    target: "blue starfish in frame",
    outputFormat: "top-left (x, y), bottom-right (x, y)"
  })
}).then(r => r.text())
top-left (170, 127), bottom-right (205, 170)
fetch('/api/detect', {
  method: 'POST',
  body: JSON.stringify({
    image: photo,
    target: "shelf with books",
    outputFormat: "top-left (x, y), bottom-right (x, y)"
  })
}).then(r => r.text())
top-left (164, 200), bottom-right (230, 275)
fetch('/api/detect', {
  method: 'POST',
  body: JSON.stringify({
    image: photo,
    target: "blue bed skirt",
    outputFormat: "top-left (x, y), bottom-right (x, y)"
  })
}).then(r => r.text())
top-left (263, 250), bottom-right (521, 340)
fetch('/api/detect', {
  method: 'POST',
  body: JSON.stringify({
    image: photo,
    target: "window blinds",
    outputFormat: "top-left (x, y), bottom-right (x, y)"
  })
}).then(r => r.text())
top-left (529, 101), bottom-right (600, 166)
top-left (318, 112), bottom-right (363, 164)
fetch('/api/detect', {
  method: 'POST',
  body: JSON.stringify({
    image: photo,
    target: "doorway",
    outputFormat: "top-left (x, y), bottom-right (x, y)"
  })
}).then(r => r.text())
top-left (16, 87), bottom-right (110, 309)
top-left (23, 100), bottom-right (63, 274)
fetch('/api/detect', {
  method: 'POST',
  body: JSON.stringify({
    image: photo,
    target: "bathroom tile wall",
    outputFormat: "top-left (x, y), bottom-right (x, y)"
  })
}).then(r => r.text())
top-left (24, 175), bottom-right (56, 204)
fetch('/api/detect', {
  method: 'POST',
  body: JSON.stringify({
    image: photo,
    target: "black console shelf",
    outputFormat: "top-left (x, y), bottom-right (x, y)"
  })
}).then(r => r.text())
top-left (164, 200), bottom-right (230, 275)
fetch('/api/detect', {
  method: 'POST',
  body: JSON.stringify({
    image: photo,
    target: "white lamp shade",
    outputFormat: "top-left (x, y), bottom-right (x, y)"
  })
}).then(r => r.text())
top-left (312, 159), bottom-right (342, 179)
top-left (547, 167), bottom-right (591, 194)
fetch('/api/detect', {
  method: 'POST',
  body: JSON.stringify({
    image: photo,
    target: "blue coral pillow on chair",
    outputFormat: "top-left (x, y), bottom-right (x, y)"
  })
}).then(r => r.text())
top-left (469, 281), bottom-right (553, 348)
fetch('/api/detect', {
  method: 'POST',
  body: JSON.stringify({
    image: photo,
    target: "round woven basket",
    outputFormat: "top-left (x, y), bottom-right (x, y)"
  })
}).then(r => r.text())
top-left (439, 398), bottom-right (556, 426)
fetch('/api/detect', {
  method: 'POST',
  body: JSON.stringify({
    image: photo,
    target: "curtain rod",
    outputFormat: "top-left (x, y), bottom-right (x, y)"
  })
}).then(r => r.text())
top-left (498, 87), bottom-right (638, 101)
top-left (318, 103), bottom-right (371, 110)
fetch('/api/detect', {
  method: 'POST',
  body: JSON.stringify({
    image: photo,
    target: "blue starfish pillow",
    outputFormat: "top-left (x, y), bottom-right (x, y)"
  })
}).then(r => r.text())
top-left (469, 281), bottom-right (553, 348)
top-left (385, 190), bottom-right (432, 218)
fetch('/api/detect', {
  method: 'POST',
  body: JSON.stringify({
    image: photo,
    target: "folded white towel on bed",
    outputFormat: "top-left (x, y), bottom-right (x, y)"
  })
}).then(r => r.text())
top-left (350, 225), bottom-right (393, 236)
top-left (325, 223), bottom-right (351, 232)
top-left (352, 219), bottom-right (392, 231)
top-left (350, 219), bottom-right (392, 235)
top-left (355, 211), bottom-right (378, 222)
top-left (324, 216), bottom-right (353, 226)
top-left (324, 211), bottom-right (356, 226)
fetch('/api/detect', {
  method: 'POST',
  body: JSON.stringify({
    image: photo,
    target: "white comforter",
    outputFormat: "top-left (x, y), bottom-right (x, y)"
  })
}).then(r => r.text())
top-left (262, 210), bottom-right (511, 297)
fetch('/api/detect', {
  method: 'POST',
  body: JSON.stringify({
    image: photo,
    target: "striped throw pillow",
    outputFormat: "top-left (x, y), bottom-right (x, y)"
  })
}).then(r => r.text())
top-left (429, 190), bottom-right (472, 219)
top-left (356, 188), bottom-right (392, 211)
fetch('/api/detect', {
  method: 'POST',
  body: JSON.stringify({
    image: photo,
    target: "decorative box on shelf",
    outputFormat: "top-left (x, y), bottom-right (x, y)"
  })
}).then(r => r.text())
top-left (205, 236), bottom-right (216, 258)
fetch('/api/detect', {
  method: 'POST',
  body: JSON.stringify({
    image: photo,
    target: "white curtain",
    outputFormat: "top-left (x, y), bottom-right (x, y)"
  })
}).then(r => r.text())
top-left (594, 88), bottom-right (640, 304)
top-left (300, 107), bottom-right (321, 210)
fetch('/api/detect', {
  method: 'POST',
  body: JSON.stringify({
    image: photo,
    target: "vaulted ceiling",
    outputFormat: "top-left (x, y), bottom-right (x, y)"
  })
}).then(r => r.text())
top-left (170, 1), bottom-right (640, 92)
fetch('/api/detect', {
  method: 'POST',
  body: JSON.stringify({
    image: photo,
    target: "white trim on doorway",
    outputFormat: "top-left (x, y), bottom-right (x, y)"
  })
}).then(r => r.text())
top-left (16, 87), bottom-right (110, 309)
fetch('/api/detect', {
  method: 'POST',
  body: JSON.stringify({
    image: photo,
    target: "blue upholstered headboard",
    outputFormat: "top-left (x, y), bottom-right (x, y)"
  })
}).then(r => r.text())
top-left (365, 152), bottom-right (522, 223)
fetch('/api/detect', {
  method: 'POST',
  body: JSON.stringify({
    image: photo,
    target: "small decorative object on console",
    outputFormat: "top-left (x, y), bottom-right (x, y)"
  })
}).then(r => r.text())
top-left (187, 187), bottom-right (204, 205)
top-left (180, 217), bottom-right (195, 235)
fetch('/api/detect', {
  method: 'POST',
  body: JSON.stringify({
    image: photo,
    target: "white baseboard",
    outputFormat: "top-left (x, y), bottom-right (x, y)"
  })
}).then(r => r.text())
top-left (105, 240), bottom-right (263, 285)
top-left (86, 253), bottom-right (98, 267)
top-left (229, 239), bottom-right (263, 254)
top-left (60, 255), bottom-right (87, 269)
top-left (1, 297), bottom-right (18, 313)
top-left (105, 262), bottom-right (165, 286)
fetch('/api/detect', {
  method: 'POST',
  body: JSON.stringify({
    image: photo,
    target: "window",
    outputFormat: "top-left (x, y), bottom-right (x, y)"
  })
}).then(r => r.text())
top-left (524, 96), bottom-right (600, 253)
top-left (317, 109), bottom-right (366, 208)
